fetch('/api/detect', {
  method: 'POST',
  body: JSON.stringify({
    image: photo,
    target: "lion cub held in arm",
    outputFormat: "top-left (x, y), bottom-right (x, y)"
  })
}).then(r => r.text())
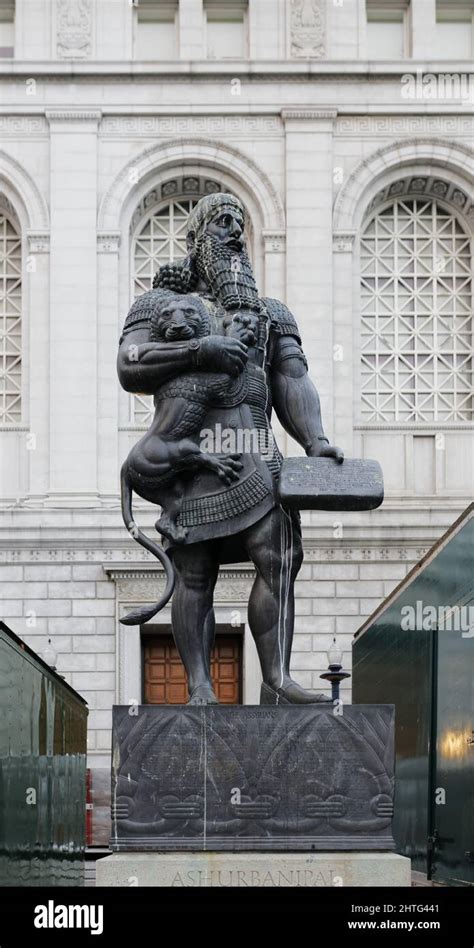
top-left (121, 293), bottom-right (243, 544)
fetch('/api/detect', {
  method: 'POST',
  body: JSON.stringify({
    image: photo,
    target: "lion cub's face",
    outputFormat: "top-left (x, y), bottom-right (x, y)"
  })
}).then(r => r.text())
top-left (151, 295), bottom-right (204, 342)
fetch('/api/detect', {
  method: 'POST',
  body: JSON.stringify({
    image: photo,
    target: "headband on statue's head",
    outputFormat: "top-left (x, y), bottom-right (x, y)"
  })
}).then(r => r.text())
top-left (186, 192), bottom-right (245, 240)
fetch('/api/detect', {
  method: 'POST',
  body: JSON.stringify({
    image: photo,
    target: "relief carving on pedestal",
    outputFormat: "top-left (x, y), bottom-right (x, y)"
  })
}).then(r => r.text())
top-left (111, 705), bottom-right (395, 851)
top-left (290, 0), bottom-right (326, 59)
top-left (56, 0), bottom-right (92, 60)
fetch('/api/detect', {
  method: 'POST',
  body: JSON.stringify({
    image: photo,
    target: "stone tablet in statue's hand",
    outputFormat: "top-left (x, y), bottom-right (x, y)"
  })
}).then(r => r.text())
top-left (196, 335), bottom-right (248, 376)
top-left (307, 438), bottom-right (344, 464)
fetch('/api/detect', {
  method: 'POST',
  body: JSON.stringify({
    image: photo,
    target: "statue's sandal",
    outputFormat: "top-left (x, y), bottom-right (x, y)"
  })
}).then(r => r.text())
top-left (260, 682), bottom-right (332, 705)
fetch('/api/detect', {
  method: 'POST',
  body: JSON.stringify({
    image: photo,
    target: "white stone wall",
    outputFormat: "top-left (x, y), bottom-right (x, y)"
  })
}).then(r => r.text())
top-left (0, 0), bottom-right (472, 774)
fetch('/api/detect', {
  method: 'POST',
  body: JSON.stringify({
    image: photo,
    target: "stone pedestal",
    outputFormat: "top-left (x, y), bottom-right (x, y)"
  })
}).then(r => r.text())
top-left (110, 704), bottom-right (396, 852)
top-left (96, 851), bottom-right (411, 887)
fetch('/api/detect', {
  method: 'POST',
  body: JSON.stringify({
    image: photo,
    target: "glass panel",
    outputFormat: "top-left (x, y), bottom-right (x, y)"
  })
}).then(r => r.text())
top-left (0, 212), bottom-right (22, 424)
top-left (353, 512), bottom-right (474, 882)
top-left (360, 199), bottom-right (473, 422)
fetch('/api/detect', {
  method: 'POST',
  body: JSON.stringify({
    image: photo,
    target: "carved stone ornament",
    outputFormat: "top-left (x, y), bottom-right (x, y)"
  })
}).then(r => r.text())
top-left (290, 0), bottom-right (326, 59)
top-left (27, 232), bottom-right (50, 254)
top-left (111, 704), bottom-right (396, 852)
top-left (97, 231), bottom-right (120, 253)
top-left (56, 0), bottom-right (92, 60)
top-left (263, 231), bottom-right (286, 253)
top-left (332, 232), bottom-right (355, 254)
top-left (366, 176), bottom-right (472, 219)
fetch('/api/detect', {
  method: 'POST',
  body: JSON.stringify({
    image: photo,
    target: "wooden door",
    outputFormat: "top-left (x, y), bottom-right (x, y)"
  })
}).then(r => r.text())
top-left (143, 632), bottom-right (242, 704)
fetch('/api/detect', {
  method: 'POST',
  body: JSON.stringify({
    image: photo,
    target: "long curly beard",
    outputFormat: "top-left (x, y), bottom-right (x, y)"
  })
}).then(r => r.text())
top-left (194, 233), bottom-right (260, 312)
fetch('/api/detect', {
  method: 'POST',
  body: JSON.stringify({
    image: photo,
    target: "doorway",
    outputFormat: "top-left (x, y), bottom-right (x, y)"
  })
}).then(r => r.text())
top-left (142, 625), bottom-right (243, 704)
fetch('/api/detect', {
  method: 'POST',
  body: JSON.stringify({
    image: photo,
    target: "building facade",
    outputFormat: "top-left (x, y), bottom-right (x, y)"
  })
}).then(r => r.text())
top-left (0, 0), bottom-right (472, 782)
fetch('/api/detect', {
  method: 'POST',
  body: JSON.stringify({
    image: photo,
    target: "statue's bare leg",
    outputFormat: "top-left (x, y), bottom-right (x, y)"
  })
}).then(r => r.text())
top-left (243, 506), bottom-right (330, 703)
top-left (171, 541), bottom-right (219, 704)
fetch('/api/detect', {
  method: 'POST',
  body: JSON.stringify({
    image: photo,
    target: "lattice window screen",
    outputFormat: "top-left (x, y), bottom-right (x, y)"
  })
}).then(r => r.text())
top-left (360, 199), bottom-right (473, 423)
top-left (130, 197), bottom-right (198, 425)
top-left (0, 212), bottom-right (21, 424)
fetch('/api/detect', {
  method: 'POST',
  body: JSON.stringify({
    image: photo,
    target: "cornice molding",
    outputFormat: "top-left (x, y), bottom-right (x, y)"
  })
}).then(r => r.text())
top-left (97, 231), bottom-right (121, 253)
top-left (0, 425), bottom-right (29, 433)
top-left (27, 231), bottom-right (50, 253)
top-left (333, 231), bottom-right (356, 253)
top-left (355, 423), bottom-right (474, 431)
top-left (262, 230), bottom-right (286, 252)
top-left (105, 564), bottom-right (256, 581)
top-left (45, 109), bottom-right (102, 122)
top-left (1, 538), bottom-right (468, 565)
top-left (281, 108), bottom-right (338, 122)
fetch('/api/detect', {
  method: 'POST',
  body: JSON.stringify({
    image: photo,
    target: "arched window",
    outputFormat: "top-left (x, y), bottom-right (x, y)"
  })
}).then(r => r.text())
top-left (132, 195), bottom-right (199, 299)
top-left (129, 175), bottom-right (252, 425)
top-left (360, 194), bottom-right (472, 423)
top-left (0, 202), bottom-right (21, 424)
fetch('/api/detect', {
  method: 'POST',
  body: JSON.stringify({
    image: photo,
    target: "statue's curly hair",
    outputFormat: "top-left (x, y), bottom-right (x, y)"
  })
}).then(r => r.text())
top-left (153, 255), bottom-right (198, 294)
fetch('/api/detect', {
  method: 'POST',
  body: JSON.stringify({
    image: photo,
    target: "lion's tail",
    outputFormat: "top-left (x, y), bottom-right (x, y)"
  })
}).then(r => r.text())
top-left (119, 464), bottom-right (175, 625)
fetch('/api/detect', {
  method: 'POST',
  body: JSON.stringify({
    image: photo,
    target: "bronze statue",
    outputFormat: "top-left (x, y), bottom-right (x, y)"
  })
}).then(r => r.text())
top-left (117, 192), bottom-right (343, 706)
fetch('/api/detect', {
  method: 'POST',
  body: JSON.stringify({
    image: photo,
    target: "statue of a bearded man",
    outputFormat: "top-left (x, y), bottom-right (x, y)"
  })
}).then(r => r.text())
top-left (118, 192), bottom-right (343, 705)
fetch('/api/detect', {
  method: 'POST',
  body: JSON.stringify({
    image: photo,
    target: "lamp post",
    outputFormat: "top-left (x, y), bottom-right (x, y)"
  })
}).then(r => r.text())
top-left (320, 637), bottom-right (351, 701)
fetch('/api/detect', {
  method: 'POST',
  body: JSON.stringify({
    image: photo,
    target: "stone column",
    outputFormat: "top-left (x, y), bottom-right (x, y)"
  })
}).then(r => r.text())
top-left (179, 0), bottom-right (204, 59)
top-left (248, 0), bottom-right (285, 59)
top-left (262, 230), bottom-right (286, 301)
top-left (14, 0), bottom-right (52, 59)
top-left (332, 232), bottom-right (356, 456)
top-left (96, 0), bottom-right (133, 60)
top-left (26, 232), bottom-right (50, 499)
top-left (281, 108), bottom-right (337, 445)
top-left (411, 0), bottom-right (437, 59)
top-left (356, 0), bottom-right (368, 59)
top-left (46, 110), bottom-right (101, 504)
top-left (328, 0), bottom-right (364, 59)
top-left (97, 231), bottom-right (121, 500)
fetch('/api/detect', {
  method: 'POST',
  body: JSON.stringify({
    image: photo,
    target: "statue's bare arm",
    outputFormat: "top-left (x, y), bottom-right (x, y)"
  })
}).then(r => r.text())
top-left (271, 335), bottom-right (344, 462)
top-left (117, 326), bottom-right (248, 395)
